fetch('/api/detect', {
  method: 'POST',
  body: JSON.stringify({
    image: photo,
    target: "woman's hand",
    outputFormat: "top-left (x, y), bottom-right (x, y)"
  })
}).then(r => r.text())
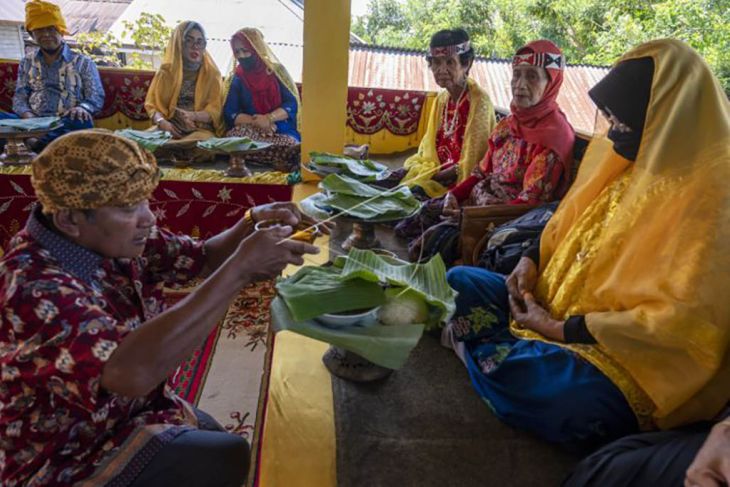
top-left (433, 165), bottom-right (458, 186)
top-left (158, 119), bottom-right (183, 139)
top-left (175, 109), bottom-right (197, 131)
top-left (508, 292), bottom-right (564, 342)
top-left (506, 256), bottom-right (538, 303)
top-left (252, 114), bottom-right (274, 134)
top-left (685, 419), bottom-right (730, 487)
top-left (442, 192), bottom-right (460, 221)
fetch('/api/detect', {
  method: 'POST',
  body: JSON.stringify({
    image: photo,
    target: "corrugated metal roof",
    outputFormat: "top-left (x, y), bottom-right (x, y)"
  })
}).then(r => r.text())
top-left (0, 1), bottom-right (130, 32)
top-left (58, 0), bottom-right (132, 34)
top-left (349, 44), bottom-right (610, 135)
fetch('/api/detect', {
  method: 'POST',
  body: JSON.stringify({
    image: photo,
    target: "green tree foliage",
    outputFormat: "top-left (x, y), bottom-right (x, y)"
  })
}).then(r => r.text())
top-left (74, 32), bottom-right (121, 67)
top-left (352, 0), bottom-right (729, 90)
top-left (121, 12), bottom-right (173, 69)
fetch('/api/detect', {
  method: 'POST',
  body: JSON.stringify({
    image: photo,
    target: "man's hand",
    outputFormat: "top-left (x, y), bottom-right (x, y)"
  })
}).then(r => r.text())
top-left (433, 165), bottom-right (458, 186)
top-left (442, 192), bottom-right (460, 221)
top-left (65, 106), bottom-right (92, 122)
top-left (508, 292), bottom-right (564, 342)
top-left (20, 111), bottom-right (35, 119)
top-left (251, 202), bottom-right (333, 235)
top-left (158, 119), bottom-right (183, 139)
top-left (235, 225), bottom-right (319, 281)
top-left (506, 256), bottom-right (538, 305)
top-left (685, 420), bottom-right (730, 487)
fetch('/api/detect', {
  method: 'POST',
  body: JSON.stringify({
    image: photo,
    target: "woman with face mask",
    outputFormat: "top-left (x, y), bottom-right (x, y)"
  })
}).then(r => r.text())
top-left (396, 40), bottom-right (575, 265)
top-left (442, 39), bottom-right (730, 452)
top-left (221, 28), bottom-right (301, 172)
top-left (144, 21), bottom-right (224, 157)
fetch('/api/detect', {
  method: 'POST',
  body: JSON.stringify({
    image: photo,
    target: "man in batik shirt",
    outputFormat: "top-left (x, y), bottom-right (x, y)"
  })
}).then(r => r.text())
top-left (11, 0), bottom-right (104, 150)
top-left (0, 130), bottom-right (319, 486)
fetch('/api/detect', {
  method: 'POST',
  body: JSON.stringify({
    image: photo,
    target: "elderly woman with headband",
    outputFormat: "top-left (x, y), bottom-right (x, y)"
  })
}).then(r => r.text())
top-left (384, 28), bottom-right (495, 199)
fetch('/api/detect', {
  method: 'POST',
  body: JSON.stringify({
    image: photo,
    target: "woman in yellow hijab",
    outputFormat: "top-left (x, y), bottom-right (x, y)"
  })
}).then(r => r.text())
top-left (442, 39), bottom-right (730, 451)
top-left (144, 21), bottom-right (223, 156)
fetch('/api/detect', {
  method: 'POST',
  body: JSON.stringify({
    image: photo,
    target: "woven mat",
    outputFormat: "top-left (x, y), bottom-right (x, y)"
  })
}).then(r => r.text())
top-left (332, 334), bottom-right (580, 487)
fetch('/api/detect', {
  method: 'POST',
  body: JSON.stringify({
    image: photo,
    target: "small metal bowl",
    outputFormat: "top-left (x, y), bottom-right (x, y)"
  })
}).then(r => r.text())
top-left (316, 306), bottom-right (380, 329)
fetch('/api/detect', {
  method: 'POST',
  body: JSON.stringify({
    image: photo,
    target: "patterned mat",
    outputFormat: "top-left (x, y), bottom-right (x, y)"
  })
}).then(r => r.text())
top-left (166, 280), bottom-right (277, 483)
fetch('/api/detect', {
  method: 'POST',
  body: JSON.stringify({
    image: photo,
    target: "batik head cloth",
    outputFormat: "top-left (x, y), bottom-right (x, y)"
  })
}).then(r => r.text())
top-left (32, 129), bottom-right (161, 213)
top-left (429, 41), bottom-right (471, 58)
top-left (25, 0), bottom-right (69, 36)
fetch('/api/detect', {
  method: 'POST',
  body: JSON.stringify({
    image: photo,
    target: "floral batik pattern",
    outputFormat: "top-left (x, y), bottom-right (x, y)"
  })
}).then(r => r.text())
top-left (0, 209), bottom-right (206, 486)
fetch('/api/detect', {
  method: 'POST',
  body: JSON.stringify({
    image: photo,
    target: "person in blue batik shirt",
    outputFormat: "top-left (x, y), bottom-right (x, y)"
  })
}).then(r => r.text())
top-left (11, 0), bottom-right (104, 151)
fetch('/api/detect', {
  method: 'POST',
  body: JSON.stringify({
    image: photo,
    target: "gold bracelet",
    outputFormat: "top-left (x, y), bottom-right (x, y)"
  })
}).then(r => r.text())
top-left (243, 208), bottom-right (255, 226)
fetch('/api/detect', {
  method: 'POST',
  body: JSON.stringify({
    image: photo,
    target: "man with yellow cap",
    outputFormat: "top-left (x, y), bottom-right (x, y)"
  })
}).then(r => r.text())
top-left (0, 129), bottom-right (320, 486)
top-left (10, 0), bottom-right (104, 150)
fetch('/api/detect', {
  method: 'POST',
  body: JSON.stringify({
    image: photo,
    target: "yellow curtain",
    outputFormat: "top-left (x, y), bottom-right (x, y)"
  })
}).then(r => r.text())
top-left (514, 39), bottom-right (730, 430)
top-left (401, 78), bottom-right (495, 198)
top-left (143, 21), bottom-right (224, 135)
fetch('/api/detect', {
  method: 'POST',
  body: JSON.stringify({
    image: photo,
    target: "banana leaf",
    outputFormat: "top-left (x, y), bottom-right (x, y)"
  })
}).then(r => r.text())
top-left (270, 297), bottom-right (423, 369)
top-left (310, 174), bottom-right (419, 221)
top-left (336, 248), bottom-right (457, 328)
top-left (0, 116), bottom-right (60, 131)
top-left (308, 152), bottom-right (389, 181)
top-left (116, 129), bottom-right (172, 152)
top-left (276, 265), bottom-right (386, 322)
top-left (196, 137), bottom-right (271, 153)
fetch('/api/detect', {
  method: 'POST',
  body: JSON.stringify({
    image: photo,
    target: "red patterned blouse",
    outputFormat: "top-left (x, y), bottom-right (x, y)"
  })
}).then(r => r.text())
top-left (0, 209), bottom-right (206, 486)
top-left (435, 91), bottom-right (471, 172)
top-left (451, 117), bottom-right (567, 204)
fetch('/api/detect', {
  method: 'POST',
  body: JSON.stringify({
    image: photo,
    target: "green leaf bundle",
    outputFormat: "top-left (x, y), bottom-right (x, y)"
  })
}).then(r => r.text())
top-left (196, 136), bottom-right (271, 153)
top-left (308, 152), bottom-right (389, 181)
top-left (116, 129), bottom-right (171, 152)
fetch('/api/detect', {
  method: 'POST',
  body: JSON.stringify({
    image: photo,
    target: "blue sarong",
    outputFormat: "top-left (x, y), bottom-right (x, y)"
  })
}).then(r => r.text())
top-left (447, 266), bottom-right (639, 451)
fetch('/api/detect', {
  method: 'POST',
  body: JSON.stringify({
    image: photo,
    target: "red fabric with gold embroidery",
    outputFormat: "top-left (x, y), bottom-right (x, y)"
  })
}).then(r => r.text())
top-left (0, 173), bottom-right (293, 249)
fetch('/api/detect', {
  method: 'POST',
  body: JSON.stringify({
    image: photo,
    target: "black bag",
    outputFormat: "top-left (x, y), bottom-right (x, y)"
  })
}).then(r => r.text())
top-left (477, 201), bottom-right (559, 274)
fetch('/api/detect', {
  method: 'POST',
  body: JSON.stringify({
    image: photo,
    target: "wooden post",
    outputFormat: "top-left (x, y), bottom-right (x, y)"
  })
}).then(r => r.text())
top-left (300, 0), bottom-right (351, 181)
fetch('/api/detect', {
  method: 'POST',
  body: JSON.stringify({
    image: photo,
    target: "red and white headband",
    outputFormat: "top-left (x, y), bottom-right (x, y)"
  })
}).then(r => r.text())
top-left (428, 41), bottom-right (471, 58)
top-left (512, 51), bottom-right (564, 70)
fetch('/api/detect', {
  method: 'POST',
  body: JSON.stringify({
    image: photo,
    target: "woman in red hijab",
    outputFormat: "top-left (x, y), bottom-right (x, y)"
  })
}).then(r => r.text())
top-left (222, 28), bottom-right (301, 171)
top-left (450, 39), bottom-right (575, 207)
top-left (396, 39), bottom-right (575, 265)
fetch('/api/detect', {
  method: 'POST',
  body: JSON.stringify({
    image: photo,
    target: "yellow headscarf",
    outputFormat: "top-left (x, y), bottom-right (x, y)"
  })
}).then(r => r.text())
top-left (144, 21), bottom-right (224, 134)
top-left (25, 0), bottom-right (69, 36)
top-left (518, 39), bottom-right (730, 429)
top-left (402, 78), bottom-right (495, 198)
top-left (224, 27), bottom-right (302, 131)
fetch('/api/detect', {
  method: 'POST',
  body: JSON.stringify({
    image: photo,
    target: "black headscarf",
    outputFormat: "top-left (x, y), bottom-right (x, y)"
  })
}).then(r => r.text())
top-left (589, 57), bottom-right (654, 161)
